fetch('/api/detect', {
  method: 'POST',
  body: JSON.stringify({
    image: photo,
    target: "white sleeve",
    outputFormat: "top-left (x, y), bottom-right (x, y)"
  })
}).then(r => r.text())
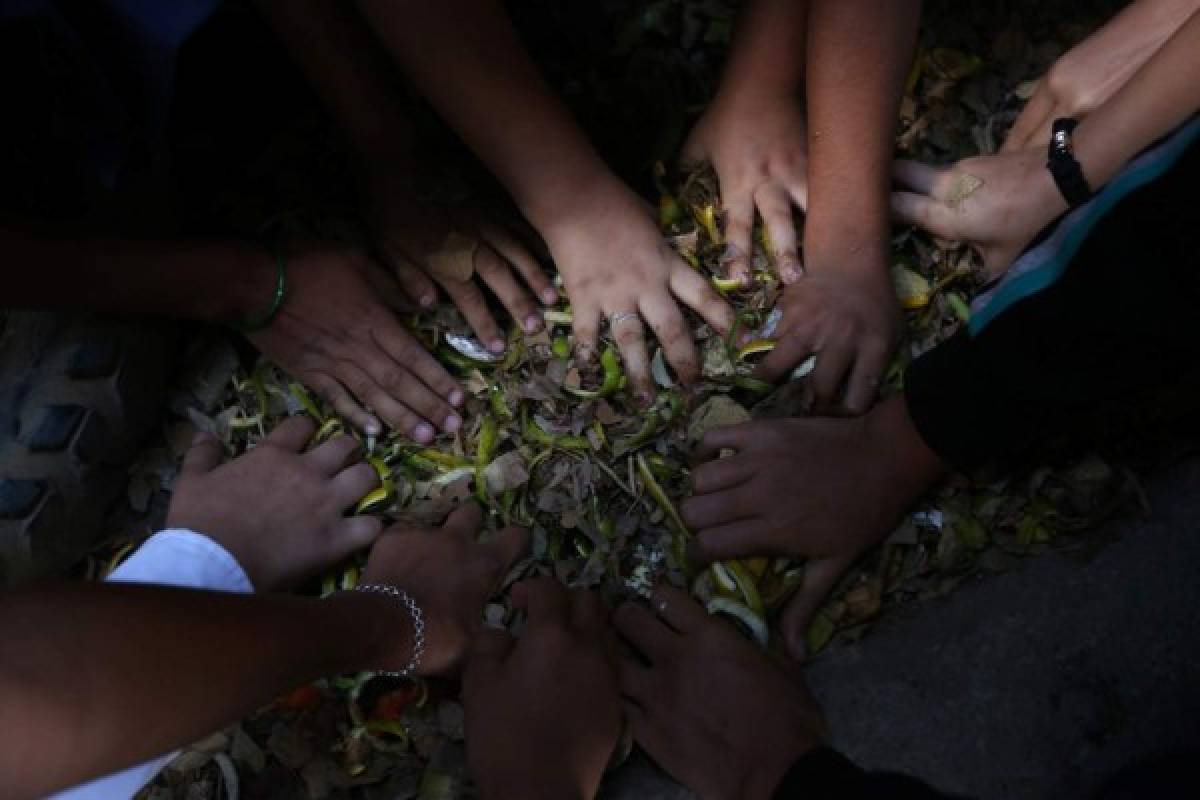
top-left (51, 529), bottom-right (253, 800)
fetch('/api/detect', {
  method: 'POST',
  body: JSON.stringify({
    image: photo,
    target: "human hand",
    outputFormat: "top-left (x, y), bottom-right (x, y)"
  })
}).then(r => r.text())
top-left (891, 149), bottom-right (1067, 277)
top-left (245, 246), bottom-right (464, 442)
top-left (166, 417), bottom-right (383, 591)
top-left (680, 398), bottom-right (947, 659)
top-left (683, 92), bottom-right (808, 284)
top-left (540, 177), bottom-right (736, 401)
top-left (1002, 0), bottom-right (1198, 152)
top-left (464, 579), bottom-right (621, 800)
top-left (364, 163), bottom-right (556, 352)
top-left (360, 503), bottom-right (529, 676)
top-left (755, 262), bottom-right (900, 414)
top-left (616, 585), bottom-right (824, 800)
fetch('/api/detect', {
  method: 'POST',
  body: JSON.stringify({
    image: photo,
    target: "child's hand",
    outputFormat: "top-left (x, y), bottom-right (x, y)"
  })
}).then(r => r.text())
top-left (246, 247), bottom-right (464, 442)
top-left (615, 586), bottom-right (824, 800)
top-left (681, 398), bottom-right (946, 660)
top-left (757, 264), bottom-right (899, 414)
top-left (683, 93), bottom-right (809, 284)
top-left (540, 178), bottom-right (736, 401)
top-left (364, 164), bottom-right (556, 352)
top-left (166, 418), bottom-right (383, 591)
top-left (465, 579), bottom-right (620, 800)
top-left (360, 503), bottom-right (529, 676)
top-left (891, 149), bottom-right (1067, 278)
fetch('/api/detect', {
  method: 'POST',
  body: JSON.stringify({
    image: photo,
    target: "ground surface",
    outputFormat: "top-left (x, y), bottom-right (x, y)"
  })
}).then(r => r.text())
top-left (605, 457), bottom-right (1200, 799)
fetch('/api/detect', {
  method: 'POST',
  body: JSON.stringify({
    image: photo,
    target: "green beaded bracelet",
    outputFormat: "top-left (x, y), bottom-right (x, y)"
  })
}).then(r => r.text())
top-left (232, 249), bottom-right (288, 333)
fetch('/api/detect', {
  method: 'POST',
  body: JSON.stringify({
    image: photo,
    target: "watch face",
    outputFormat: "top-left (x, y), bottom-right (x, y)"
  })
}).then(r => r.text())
top-left (1054, 129), bottom-right (1074, 156)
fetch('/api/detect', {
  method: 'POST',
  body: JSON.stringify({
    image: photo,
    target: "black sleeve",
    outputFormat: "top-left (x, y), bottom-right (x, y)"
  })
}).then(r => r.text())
top-left (904, 130), bottom-right (1200, 478)
top-left (771, 748), bottom-right (962, 799)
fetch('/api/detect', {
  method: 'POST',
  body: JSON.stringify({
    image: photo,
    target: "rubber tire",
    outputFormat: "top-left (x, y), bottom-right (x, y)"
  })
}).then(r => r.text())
top-left (0, 312), bottom-right (177, 586)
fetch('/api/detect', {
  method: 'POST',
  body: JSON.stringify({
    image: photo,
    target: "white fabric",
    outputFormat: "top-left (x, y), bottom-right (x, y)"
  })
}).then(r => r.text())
top-left (51, 529), bottom-right (252, 800)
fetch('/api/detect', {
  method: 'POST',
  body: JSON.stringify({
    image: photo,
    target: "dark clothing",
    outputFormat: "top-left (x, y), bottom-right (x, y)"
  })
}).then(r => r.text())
top-left (773, 748), bottom-right (958, 799)
top-left (906, 118), bottom-right (1200, 477)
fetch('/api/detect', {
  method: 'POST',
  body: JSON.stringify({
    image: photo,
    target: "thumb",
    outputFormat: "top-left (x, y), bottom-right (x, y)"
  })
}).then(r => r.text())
top-left (780, 554), bottom-right (855, 663)
top-left (180, 432), bottom-right (223, 478)
top-left (329, 516), bottom-right (384, 562)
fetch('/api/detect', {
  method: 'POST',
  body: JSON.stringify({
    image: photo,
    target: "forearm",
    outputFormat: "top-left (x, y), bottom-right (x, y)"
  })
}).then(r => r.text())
top-left (354, 0), bottom-right (612, 228)
top-left (715, 0), bottom-right (808, 101)
top-left (3, 229), bottom-right (274, 324)
top-left (804, 0), bottom-right (920, 270)
top-left (0, 584), bottom-right (405, 798)
top-left (1073, 8), bottom-right (1200, 188)
top-left (255, 0), bottom-right (414, 159)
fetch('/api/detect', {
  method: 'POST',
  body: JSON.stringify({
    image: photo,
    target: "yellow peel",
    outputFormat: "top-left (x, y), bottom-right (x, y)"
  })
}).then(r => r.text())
top-left (736, 339), bottom-right (777, 361)
top-left (706, 596), bottom-right (769, 647)
top-left (355, 482), bottom-right (395, 514)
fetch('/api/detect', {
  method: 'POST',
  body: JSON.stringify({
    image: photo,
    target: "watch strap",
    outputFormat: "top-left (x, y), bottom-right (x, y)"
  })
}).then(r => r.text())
top-left (1046, 117), bottom-right (1093, 208)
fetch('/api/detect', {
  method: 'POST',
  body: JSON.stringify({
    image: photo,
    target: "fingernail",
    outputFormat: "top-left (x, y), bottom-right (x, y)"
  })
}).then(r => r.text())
top-left (489, 339), bottom-right (506, 354)
top-left (541, 288), bottom-right (558, 305)
top-left (444, 414), bottom-right (462, 433)
top-left (524, 314), bottom-right (541, 334)
top-left (448, 389), bottom-right (465, 407)
top-left (413, 422), bottom-right (435, 443)
top-left (420, 294), bottom-right (436, 308)
top-left (364, 419), bottom-right (382, 437)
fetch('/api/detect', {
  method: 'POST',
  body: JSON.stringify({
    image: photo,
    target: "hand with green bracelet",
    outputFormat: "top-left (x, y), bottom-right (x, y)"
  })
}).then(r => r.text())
top-left (243, 246), bottom-right (466, 443)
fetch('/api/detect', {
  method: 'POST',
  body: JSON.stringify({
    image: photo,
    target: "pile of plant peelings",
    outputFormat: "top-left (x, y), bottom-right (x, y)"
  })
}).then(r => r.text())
top-left (160, 146), bottom-right (1134, 796)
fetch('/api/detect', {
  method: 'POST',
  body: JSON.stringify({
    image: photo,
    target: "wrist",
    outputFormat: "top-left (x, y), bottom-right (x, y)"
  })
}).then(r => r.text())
top-left (517, 156), bottom-right (618, 234)
top-left (211, 243), bottom-right (282, 327)
top-left (872, 394), bottom-right (948, 495)
top-left (741, 731), bottom-right (819, 800)
top-left (324, 590), bottom-right (418, 674)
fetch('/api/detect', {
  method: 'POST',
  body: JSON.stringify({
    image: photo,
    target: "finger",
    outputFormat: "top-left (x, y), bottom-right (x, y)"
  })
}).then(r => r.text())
top-left (617, 657), bottom-right (657, 704)
top-left (474, 243), bottom-right (542, 335)
top-left (808, 338), bottom-right (854, 413)
top-left (332, 359), bottom-right (435, 444)
top-left (331, 461), bottom-right (380, 509)
top-left (754, 184), bottom-right (802, 283)
top-left (891, 191), bottom-right (958, 240)
top-left (614, 601), bottom-right (676, 663)
top-left (389, 258), bottom-right (438, 310)
top-left (756, 320), bottom-right (819, 384)
top-left (680, 488), bottom-right (753, 531)
top-left (265, 414), bottom-right (317, 452)
top-left (693, 421), bottom-right (773, 461)
top-left (572, 303), bottom-right (601, 362)
top-left (513, 576), bottom-right (570, 628)
top-left (441, 278), bottom-right (506, 356)
top-left (305, 373), bottom-right (382, 436)
top-left (648, 585), bottom-right (707, 634)
top-left (892, 159), bottom-right (944, 196)
top-left (569, 587), bottom-right (607, 634)
top-left (622, 699), bottom-right (670, 759)
top-left (721, 195), bottom-right (755, 285)
top-left (688, 519), bottom-right (782, 565)
top-left (360, 334), bottom-right (462, 433)
top-left (482, 525), bottom-right (531, 579)
top-left (468, 628), bottom-right (516, 665)
top-left (669, 263), bottom-right (737, 339)
top-left (306, 433), bottom-right (362, 476)
top-left (371, 321), bottom-right (465, 410)
top-left (179, 432), bottom-right (223, 478)
top-left (443, 501), bottom-right (485, 539)
top-left (611, 313), bottom-right (654, 404)
top-left (479, 221), bottom-right (556, 306)
top-left (329, 515), bottom-right (384, 559)
top-left (640, 299), bottom-right (698, 386)
top-left (842, 336), bottom-right (892, 416)
top-left (689, 456), bottom-right (754, 494)
top-left (780, 554), bottom-right (855, 663)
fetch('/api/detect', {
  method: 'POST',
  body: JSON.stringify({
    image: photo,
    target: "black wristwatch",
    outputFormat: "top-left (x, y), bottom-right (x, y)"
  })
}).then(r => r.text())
top-left (1046, 118), bottom-right (1093, 208)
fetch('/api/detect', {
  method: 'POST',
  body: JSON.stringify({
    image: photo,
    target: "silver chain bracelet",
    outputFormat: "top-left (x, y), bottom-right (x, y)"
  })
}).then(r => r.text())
top-left (351, 584), bottom-right (425, 678)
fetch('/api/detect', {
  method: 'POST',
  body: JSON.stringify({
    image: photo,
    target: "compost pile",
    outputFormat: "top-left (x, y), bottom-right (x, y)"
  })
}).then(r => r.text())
top-left (120, 2), bottom-right (1139, 798)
